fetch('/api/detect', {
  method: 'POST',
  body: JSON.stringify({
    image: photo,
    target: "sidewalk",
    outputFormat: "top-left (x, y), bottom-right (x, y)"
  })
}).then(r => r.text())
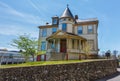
top-left (96, 68), bottom-right (120, 81)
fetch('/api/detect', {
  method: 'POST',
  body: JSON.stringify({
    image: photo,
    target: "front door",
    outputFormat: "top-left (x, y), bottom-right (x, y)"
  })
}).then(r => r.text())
top-left (60, 39), bottom-right (66, 53)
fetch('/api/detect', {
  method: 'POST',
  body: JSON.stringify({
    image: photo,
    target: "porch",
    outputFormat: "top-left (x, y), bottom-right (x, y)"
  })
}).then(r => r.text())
top-left (46, 30), bottom-right (87, 60)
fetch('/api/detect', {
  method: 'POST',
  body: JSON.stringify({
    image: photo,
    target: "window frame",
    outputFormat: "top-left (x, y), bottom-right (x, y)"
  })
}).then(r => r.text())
top-left (77, 26), bottom-right (83, 35)
top-left (87, 25), bottom-right (94, 34)
top-left (62, 23), bottom-right (67, 32)
top-left (52, 27), bottom-right (57, 34)
top-left (41, 41), bottom-right (46, 51)
top-left (42, 28), bottom-right (47, 37)
top-left (53, 19), bottom-right (57, 24)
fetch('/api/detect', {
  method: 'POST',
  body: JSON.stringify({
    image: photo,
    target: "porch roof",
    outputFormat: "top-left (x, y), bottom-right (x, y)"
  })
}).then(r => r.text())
top-left (46, 30), bottom-right (87, 41)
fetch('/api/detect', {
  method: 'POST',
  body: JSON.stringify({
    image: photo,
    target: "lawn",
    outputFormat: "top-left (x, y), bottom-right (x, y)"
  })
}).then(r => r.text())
top-left (0, 59), bottom-right (107, 69)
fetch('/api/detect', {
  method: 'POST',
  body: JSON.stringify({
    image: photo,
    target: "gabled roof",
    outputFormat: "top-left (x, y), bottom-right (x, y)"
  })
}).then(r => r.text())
top-left (46, 30), bottom-right (86, 40)
top-left (60, 6), bottom-right (74, 19)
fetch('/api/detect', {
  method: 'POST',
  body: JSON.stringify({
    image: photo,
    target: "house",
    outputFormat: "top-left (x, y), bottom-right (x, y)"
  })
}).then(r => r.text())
top-left (38, 6), bottom-right (99, 60)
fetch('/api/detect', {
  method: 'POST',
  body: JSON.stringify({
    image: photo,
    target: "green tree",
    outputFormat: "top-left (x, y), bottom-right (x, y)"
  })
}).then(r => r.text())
top-left (83, 42), bottom-right (91, 59)
top-left (11, 34), bottom-right (38, 62)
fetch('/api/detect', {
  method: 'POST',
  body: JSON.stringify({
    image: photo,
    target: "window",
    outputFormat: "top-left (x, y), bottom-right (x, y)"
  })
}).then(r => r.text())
top-left (51, 41), bottom-right (54, 48)
top-left (41, 42), bottom-right (46, 50)
top-left (62, 23), bottom-right (67, 32)
top-left (88, 25), bottom-right (93, 34)
top-left (53, 19), bottom-right (57, 24)
top-left (87, 40), bottom-right (94, 50)
top-left (78, 26), bottom-right (83, 35)
top-left (52, 28), bottom-right (57, 34)
top-left (42, 29), bottom-right (47, 37)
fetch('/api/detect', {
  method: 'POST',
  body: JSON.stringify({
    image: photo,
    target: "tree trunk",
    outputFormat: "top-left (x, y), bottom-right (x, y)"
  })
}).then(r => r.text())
top-left (32, 54), bottom-right (35, 62)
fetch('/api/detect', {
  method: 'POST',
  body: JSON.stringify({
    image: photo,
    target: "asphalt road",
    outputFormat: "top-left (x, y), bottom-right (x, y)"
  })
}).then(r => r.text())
top-left (96, 68), bottom-right (120, 81)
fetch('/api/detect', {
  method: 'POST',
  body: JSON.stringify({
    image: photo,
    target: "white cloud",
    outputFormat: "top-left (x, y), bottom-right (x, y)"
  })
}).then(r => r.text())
top-left (0, 24), bottom-right (38, 38)
top-left (0, 1), bottom-right (45, 38)
top-left (0, 1), bottom-right (46, 25)
top-left (27, 0), bottom-right (41, 14)
top-left (0, 1), bottom-right (24, 17)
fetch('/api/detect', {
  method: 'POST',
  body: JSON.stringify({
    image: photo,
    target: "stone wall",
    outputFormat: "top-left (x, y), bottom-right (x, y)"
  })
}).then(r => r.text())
top-left (0, 60), bottom-right (117, 81)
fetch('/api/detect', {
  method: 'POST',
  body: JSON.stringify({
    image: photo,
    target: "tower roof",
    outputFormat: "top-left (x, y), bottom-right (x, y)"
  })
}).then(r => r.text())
top-left (60, 5), bottom-right (74, 19)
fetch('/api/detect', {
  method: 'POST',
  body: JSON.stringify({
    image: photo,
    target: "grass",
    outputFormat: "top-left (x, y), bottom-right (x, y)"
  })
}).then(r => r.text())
top-left (0, 59), bottom-right (107, 69)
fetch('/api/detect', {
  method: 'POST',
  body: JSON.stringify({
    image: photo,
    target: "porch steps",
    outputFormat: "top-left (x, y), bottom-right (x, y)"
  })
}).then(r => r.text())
top-left (50, 53), bottom-right (66, 61)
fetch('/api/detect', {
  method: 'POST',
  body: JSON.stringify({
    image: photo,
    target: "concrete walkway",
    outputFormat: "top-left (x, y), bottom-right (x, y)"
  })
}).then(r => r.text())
top-left (96, 68), bottom-right (120, 81)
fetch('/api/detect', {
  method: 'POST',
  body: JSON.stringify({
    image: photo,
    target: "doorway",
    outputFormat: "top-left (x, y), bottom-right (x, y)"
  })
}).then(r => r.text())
top-left (60, 39), bottom-right (66, 53)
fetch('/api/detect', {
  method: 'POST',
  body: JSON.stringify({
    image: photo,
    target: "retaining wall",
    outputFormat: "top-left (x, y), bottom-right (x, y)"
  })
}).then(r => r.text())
top-left (0, 60), bottom-right (117, 81)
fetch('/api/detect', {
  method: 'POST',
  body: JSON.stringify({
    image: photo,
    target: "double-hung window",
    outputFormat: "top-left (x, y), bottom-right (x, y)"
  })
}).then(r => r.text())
top-left (52, 28), bottom-right (57, 34)
top-left (53, 19), bottom-right (57, 24)
top-left (62, 23), bottom-right (67, 32)
top-left (42, 29), bottom-right (47, 37)
top-left (41, 41), bottom-right (46, 51)
top-left (88, 25), bottom-right (94, 34)
top-left (78, 26), bottom-right (83, 35)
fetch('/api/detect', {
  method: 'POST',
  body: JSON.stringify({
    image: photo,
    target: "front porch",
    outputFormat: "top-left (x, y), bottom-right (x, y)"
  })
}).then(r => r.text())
top-left (46, 30), bottom-right (87, 60)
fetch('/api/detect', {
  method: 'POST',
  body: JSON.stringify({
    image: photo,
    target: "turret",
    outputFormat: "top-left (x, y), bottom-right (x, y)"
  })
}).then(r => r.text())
top-left (59, 5), bottom-right (75, 33)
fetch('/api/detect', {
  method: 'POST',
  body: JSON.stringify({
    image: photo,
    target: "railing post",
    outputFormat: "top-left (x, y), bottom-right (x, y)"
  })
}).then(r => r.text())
top-left (37, 55), bottom-right (41, 61)
top-left (44, 54), bottom-right (46, 61)
top-left (79, 54), bottom-right (81, 60)
top-left (66, 53), bottom-right (68, 60)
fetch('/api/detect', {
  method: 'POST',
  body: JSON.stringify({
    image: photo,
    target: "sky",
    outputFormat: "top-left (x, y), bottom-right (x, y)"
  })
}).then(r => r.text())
top-left (0, 0), bottom-right (120, 53)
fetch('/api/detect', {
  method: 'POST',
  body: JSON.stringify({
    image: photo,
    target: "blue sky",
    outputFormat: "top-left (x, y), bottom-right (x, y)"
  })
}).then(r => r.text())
top-left (0, 0), bottom-right (120, 53)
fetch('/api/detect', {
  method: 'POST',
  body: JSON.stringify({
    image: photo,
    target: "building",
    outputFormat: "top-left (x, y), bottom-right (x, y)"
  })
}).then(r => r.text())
top-left (0, 50), bottom-right (25, 64)
top-left (38, 6), bottom-right (99, 60)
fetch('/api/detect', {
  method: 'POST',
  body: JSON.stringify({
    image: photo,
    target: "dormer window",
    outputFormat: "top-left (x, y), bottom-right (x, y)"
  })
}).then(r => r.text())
top-left (52, 16), bottom-right (58, 25)
top-left (53, 19), bottom-right (57, 25)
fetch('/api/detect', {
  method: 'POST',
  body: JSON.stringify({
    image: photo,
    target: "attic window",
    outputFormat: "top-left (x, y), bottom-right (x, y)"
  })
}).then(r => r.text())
top-left (53, 19), bottom-right (57, 24)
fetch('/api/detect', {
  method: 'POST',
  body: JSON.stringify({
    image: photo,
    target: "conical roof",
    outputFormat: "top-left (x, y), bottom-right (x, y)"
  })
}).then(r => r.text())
top-left (60, 6), bottom-right (74, 19)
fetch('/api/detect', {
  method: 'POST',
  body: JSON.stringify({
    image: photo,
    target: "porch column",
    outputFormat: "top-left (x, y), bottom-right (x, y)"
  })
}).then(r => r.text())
top-left (79, 39), bottom-right (81, 51)
top-left (67, 39), bottom-right (69, 53)
top-left (48, 40), bottom-right (51, 49)
top-left (58, 39), bottom-right (60, 52)
top-left (83, 41), bottom-right (86, 49)
top-left (53, 39), bottom-right (55, 49)
top-left (47, 41), bottom-right (49, 49)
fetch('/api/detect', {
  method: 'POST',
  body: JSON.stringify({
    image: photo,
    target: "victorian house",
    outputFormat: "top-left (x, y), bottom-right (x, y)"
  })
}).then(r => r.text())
top-left (38, 6), bottom-right (99, 60)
